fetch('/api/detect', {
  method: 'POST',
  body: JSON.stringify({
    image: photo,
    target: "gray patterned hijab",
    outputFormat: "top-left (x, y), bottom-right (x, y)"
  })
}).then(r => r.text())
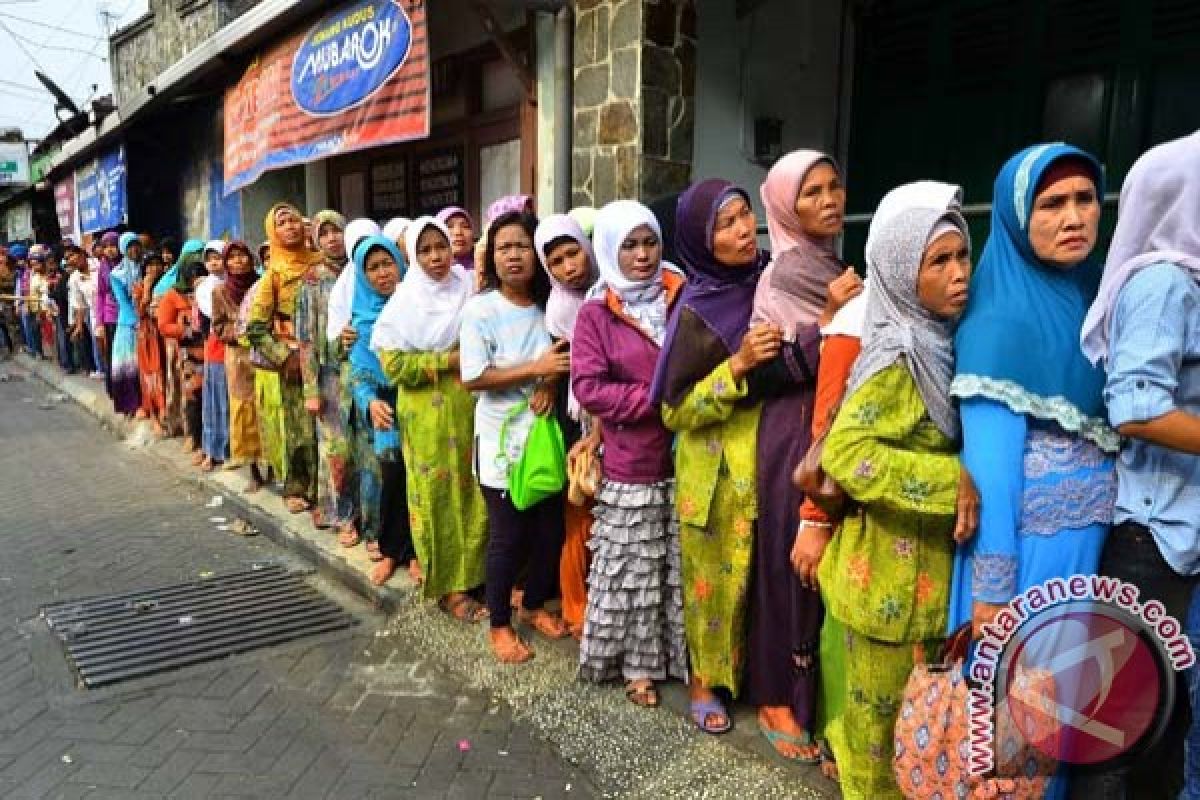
top-left (844, 204), bottom-right (970, 441)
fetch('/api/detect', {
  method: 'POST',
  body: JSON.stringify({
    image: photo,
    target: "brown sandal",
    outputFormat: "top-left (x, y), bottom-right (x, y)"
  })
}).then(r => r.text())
top-left (364, 541), bottom-right (383, 562)
top-left (439, 594), bottom-right (489, 624)
top-left (284, 496), bottom-right (310, 514)
top-left (370, 557), bottom-right (396, 586)
top-left (337, 525), bottom-right (360, 547)
top-left (625, 681), bottom-right (659, 708)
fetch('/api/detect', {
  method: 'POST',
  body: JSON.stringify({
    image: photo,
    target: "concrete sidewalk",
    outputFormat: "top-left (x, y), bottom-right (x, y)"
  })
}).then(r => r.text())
top-left (15, 354), bottom-right (839, 799)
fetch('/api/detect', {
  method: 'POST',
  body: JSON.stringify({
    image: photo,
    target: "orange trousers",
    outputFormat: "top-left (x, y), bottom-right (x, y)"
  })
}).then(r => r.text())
top-left (560, 500), bottom-right (594, 632)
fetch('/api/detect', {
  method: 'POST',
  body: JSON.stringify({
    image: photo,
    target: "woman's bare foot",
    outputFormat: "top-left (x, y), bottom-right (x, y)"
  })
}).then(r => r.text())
top-left (200, 456), bottom-right (214, 472)
top-left (151, 419), bottom-right (164, 437)
top-left (521, 608), bottom-right (569, 639)
top-left (489, 626), bottom-right (533, 664)
top-left (758, 705), bottom-right (820, 761)
top-left (365, 541), bottom-right (383, 562)
top-left (192, 452), bottom-right (206, 466)
top-left (407, 559), bottom-right (423, 585)
top-left (283, 496), bottom-right (310, 514)
top-left (370, 557), bottom-right (396, 586)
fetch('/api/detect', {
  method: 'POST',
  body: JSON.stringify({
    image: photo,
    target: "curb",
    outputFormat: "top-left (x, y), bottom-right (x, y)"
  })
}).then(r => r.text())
top-left (15, 354), bottom-right (414, 615)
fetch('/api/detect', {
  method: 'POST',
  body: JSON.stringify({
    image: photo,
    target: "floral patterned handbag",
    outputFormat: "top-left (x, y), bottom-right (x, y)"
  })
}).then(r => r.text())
top-left (893, 625), bottom-right (1057, 799)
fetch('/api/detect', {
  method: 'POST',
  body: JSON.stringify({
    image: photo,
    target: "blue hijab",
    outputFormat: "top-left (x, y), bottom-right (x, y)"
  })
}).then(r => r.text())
top-left (154, 239), bottom-right (205, 297)
top-left (952, 142), bottom-right (1115, 447)
top-left (349, 235), bottom-right (406, 387)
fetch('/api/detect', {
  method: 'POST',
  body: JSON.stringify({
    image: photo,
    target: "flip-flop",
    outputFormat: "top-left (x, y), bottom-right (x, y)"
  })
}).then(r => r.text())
top-left (758, 722), bottom-right (821, 764)
top-left (439, 595), bottom-right (488, 623)
top-left (625, 682), bottom-right (659, 708)
top-left (690, 698), bottom-right (732, 735)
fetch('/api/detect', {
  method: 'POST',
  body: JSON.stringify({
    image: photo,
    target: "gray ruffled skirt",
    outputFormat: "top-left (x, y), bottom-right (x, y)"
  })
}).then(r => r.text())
top-left (578, 478), bottom-right (689, 684)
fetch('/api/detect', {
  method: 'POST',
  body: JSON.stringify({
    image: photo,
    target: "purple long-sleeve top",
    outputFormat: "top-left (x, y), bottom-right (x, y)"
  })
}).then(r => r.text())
top-left (570, 297), bottom-right (674, 485)
top-left (95, 258), bottom-right (119, 326)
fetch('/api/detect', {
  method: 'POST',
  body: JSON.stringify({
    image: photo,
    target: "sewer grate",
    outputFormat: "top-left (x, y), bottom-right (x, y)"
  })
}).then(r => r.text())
top-left (41, 564), bottom-right (357, 688)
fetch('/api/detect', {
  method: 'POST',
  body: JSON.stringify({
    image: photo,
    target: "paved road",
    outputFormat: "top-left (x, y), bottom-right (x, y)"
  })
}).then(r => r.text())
top-left (0, 368), bottom-right (595, 800)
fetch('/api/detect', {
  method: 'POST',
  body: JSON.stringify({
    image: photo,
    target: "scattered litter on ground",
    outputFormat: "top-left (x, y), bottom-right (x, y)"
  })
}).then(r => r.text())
top-left (209, 516), bottom-right (227, 523)
top-left (457, 739), bottom-right (471, 752)
top-left (198, 571), bottom-right (214, 579)
top-left (48, 392), bottom-right (67, 402)
top-left (229, 518), bottom-right (258, 537)
top-left (204, 495), bottom-right (223, 508)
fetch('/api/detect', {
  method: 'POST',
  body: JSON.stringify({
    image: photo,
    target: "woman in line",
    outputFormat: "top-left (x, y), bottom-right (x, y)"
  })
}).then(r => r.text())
top-left (373, 216), bottom-right (488, 617)
top-left (197, 241), bottom-right (229, 471)
top-left (247, 203), bottom-right (321, 513)
top-left (746, 150), bottom-right (861, 761)
top-left (535, 213), bottom-right (600, 639)
top-left (94, 232), bottom-right (120, 394)
top-left (108, 233), bottom-right (144, 417)
top-left (324, 218), bottom-right (383, 367)
top-left (156, 240), bottom-right (205, 442)
top-left (460, 210), bottom-right (573, 663)
top-left (948, 147), bottom-right (1117, 669)
top-left (817, 197), bottom-right (979, 800)
top-left (299, 210), bottom-right (358, 540)
top-left (651, 179), bottom-right (776, 734)
top-left (134, 252), bottom-right (167, 435)
top-left (792, 181), bottom-right (963, 782)
top-left (157, 249), bottom-right (208, 451)
top-left (437, 207), bottom-right (476, 272)
top-left (346, 235), bottom-right (415, 586)
top-left (572, 200), bottom-right (688, 706)
top-left (211, 241), bottom-right (268, 492)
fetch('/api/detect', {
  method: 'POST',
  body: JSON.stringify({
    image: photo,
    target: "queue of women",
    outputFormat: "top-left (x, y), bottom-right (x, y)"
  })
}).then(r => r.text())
top-left (5, 129), bottom-right (1197, 799)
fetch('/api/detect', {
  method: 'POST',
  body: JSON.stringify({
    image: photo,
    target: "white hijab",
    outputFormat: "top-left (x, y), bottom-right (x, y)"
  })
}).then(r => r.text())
top-left (326, 218), bottom-right (382, 342)
top-left (371, 216), bottom-right (471, 353)
top-left (588, 200), bottom-right (673, 345)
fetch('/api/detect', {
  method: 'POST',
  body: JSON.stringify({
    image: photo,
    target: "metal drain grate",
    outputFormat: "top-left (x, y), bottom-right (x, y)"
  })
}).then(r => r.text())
top-left (41, 564), bottom-right (357, 688)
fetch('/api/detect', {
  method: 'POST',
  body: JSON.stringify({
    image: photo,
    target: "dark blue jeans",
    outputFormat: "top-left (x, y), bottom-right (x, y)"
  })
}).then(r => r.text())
top-left (1069, 521), bottom-right (1196, 799)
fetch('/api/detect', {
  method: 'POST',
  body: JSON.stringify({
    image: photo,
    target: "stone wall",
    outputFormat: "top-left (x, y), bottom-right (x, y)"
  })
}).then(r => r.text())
top-left (109, 0), bottom-right (263, 108)
top-left (571, 0), bottom-right (697, 207)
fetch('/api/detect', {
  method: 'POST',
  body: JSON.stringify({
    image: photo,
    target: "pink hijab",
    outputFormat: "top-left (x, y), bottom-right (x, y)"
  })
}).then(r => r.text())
top-left (534, 214), bottom-right (597, 341)
top-left (752, 150), bottom-right (845, 338)
top-left (485, 194), bottom-right (535, 227)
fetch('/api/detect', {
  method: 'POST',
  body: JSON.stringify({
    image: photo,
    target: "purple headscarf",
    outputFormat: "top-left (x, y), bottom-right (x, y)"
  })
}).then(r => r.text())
top-left (1081, 130), bottom-right (1200, 365)
top-left (95, 231), bottom-right (121, 326)
top-left (650, 179), bottom-right (768, 403)
top-left (486, 194), bottom-right (536, 228)
top-left (436, 206), bottom-right (475, 270)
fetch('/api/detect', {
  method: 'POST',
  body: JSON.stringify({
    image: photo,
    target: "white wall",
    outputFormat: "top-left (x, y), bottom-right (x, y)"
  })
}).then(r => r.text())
top-left (692, 0), bottom-right (845, 221)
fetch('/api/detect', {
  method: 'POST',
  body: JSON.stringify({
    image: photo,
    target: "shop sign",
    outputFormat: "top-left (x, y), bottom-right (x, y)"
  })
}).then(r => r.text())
top-left (0, 142), bottom-right (30, 186)
top-left (76, 145), bottom-right (127, 234)
top-left (224, 0), bottom-right (430, 194)
top-left (54, 175), bottom-right (76, 240)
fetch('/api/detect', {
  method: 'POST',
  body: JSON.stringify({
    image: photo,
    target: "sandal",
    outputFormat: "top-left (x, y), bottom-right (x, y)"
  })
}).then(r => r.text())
top-left (489, 628), bottom-right (534, 664)
top-left (370, 557), bottom-right (396, 586)
top-left (625, 681), bottom-right (659, 708)
top-left (689, 698), bottom-right (732, 735)
top-left (439, 594), bottom-right (489, 623)
top-left (364, 541), bottom-right (383, 562)
top-left (819, 741), bottom-right (839, 782)
top-left (523, 609), bottom-right (569, 639)
top-left (284, 496), bottom-right (310, 514)
top-left (758, 722), bottom-right (821, 764)
top-left (311, 509), bottom-right (329, 529)
top-left (407, 559), bottom-right (424, 586)
top-left (337, 525), bottom-right (360, 547)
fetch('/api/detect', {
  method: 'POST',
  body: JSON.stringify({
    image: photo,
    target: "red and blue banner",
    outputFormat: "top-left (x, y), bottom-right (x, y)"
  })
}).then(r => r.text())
top-left (223, 0), bottom-right (429, 195)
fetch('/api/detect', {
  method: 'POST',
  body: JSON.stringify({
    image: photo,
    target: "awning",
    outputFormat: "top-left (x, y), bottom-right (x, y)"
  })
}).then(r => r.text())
top-left (46, 0), bottom-right (328, 177)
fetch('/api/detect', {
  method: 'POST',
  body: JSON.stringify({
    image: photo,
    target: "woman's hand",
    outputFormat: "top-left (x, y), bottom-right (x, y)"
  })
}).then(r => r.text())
top-left (369, 399), bottom-right (394, 430)
top-left (533, 339), bottom-right (571, 380)
top-left (568, 429), bottom-right (602, 470)
top-left (790, 522), bottom-right (832, 590)
top-left (819, 267), bottom-right (864, 328)
top-left (729, 323), bottom-right (782, 381)
top-left (340, 325), bottom-right (357, 350)
top-left (972, 600), bottom-right (1006, 639)
top-left (529, 382), bottom-right (556, 416)
top-left (954, 466), bottom-right (981, 543)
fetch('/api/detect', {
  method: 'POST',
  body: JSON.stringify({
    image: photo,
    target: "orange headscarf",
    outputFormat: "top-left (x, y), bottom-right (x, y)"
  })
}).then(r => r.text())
top-left (250, 202), bottom-right (322, 325)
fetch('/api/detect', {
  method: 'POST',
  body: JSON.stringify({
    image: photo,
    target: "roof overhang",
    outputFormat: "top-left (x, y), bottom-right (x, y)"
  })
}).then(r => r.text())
top-left (46, 0), bottom-right (327, 178)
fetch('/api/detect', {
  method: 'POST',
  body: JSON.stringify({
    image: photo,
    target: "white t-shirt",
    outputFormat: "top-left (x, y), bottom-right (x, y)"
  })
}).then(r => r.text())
top-left (459, 290), bottom-right (552, 489)
top-left (68, 270), bottom-right (98, 329)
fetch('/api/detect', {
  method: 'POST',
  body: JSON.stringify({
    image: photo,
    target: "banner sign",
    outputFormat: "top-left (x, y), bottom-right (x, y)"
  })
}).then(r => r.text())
top-left (0, 141), bottom-right (31, 187)
top-left (223, 0), bottom-right (429, 195)
top-left (54, 175), bottom-right (76, 240)
top-left (76, 146), bottom-right (127, 234)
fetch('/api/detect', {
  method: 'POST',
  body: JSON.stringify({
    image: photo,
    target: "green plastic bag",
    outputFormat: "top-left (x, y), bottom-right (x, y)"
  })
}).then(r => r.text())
top-left (498, 399), bottom-right (567, 511)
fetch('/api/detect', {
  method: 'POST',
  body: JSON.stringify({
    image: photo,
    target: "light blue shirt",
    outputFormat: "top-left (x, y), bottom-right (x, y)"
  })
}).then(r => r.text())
top-left (1105, 262), bottom-right (1200, 575)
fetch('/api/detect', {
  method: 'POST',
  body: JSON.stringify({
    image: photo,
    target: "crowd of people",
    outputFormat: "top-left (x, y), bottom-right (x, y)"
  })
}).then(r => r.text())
top-left (0, 129), bottom-right (1197, 800)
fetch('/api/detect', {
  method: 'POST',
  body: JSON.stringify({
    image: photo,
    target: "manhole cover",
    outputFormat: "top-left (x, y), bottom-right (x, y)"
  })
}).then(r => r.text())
top-left (41, 564), bottom-right (356, 688)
